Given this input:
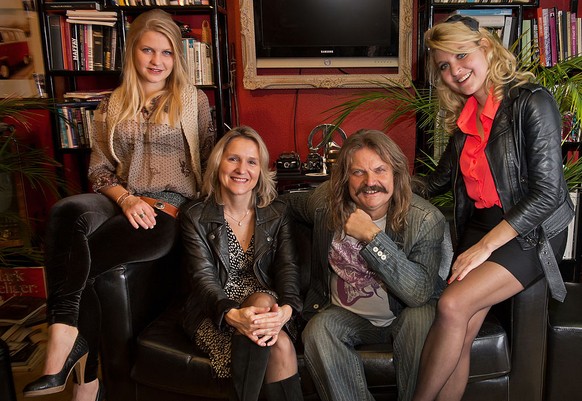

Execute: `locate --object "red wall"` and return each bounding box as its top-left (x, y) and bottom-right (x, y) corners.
top-left (226, 1), bottom-right (418, 170)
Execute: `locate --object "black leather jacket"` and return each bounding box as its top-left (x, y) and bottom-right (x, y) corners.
top-left (180, 198), bottom-right (302, 339)
top-left (425, 83), bottom-right (574, 247)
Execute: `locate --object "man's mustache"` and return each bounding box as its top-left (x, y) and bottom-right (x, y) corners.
top-left (356, 185), bottom-right (387, 195)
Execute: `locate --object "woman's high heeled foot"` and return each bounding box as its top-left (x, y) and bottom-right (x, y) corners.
top-left (23, 334), bottom-right (89, 397)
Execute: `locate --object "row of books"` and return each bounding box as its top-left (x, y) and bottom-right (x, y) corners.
top-left (526, 8), bottom-right (582, 67)
top-left (433, 0), bottom-right (532, 3)
top-left (111, 0), bottom-right (210, 5)
top-left (453, 9), bottom-right (518, 50)
top-left (0, 295), bottom-right (47, 372)
top-left (183, 38), bottom-right (214, 86)
top-left (47, 11), bottom-right (120, 71)
top-left (57, 104), bottom-right (98, 149)
top-left (44, 0), bottom-right (218, 8)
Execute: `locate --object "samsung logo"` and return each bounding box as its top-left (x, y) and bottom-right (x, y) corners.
top-left (320, 50), bottom-right (334, 54)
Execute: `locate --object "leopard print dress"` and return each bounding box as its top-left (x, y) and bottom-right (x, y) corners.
top-left (194, 222), bottom-right (277, 378)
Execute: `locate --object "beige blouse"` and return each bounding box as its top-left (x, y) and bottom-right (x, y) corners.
top-left (88, 86), bottom-right (215, 204)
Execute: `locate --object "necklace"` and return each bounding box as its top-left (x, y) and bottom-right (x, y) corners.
top-left (224, 209), bottom-right (251, 226)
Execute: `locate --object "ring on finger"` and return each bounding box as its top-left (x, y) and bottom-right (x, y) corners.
top-left (132, 213), bottom-right (138, 217)
top-left (138, 213), bottom-right (145, 218)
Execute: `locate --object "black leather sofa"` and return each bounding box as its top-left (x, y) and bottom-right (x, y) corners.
top-left (95, 219), bottom-right (550, 401)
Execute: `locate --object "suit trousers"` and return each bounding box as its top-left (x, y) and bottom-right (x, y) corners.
top-left (302, 302), bottom-right (435, 401)
top-left (44, 193), bottom-right (178, 381)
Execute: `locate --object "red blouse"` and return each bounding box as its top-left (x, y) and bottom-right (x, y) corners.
top-left (456, 92), bottom-right (503, 209)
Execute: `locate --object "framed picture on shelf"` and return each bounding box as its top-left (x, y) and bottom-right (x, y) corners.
top-left (0, 0), bottom-right (46, 98)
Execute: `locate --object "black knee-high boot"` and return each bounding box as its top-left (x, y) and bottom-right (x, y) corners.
top-left (230, 335), bottom-right (270, 401)
top-left (263, 374), bottom-right (304, 401)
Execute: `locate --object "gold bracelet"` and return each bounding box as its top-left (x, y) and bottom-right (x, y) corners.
top-left (116, 191), bottom-right (130, 205)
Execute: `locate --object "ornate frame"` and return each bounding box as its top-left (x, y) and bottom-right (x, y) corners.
top-left (239, 0), bottom-right (413, 90)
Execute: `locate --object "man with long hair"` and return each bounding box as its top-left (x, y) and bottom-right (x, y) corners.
top-left (285, 129), bottom-right (449, 401)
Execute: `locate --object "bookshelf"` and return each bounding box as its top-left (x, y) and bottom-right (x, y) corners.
top-left (35, 0), bottom-right (232, 192)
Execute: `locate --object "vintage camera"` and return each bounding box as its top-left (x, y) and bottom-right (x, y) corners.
top-left (302, 152), bottom-right (323, 174)
top-left (276, 152), bottom-right (301, 174)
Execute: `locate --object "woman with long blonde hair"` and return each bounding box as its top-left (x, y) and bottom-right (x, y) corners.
top-left (412, 15), bottom-right (574, 401)
top-left (23, 9), bottom-right (214, 401)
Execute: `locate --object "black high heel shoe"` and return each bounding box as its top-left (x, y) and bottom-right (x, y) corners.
top-left (22, 334), bottom-right (89, 397)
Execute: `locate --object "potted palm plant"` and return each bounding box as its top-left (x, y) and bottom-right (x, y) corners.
top-left (0, 96), bottom-right (62, 267)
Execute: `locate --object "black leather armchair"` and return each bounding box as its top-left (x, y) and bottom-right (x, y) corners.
top-left (95, 219), bottom-right (549, 401)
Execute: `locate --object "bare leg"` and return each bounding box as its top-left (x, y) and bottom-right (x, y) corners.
top-left (435, 308), bottom-right (490, 401)
top-left (412, 261), bottom-right (524, 401)
top-left (43, 324), bottom-right (78, 375)
top-left (72, 379), bottom-right (99, 401)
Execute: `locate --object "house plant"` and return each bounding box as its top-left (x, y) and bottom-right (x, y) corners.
top-left (0, 97), bottom-right (62, 267)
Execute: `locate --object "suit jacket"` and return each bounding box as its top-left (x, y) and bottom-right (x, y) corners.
top-left (284, 182), bottom-right (449, 321)
top-left (180, 197), bottom-right (303, 339)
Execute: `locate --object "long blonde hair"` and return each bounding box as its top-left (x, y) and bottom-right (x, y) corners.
top-left (114, 9), bottom-right (190, 129)
top-left (329, 129), bottom-right (412, 234)
top-left (202, 126), bottom-right (277, 208)
top-left (424, 16), bottom-right (534, 133)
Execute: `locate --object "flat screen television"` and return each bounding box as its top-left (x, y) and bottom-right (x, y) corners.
top-left (253, 0), bottom-right (399, 69)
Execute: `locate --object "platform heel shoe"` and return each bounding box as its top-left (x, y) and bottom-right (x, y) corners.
top-left (23, 334), bottom-right (89, 397)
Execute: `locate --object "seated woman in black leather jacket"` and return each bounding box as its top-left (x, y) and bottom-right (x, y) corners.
top-left (180, 126), bottom-right (303, 401)
top-left (412, 15), bottom-right (574, 401)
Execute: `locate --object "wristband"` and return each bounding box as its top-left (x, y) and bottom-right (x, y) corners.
top-left (116, 191), bottom-right (131, 206)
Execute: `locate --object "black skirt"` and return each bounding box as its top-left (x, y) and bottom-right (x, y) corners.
top-left (456, 206), bottom-right (568, 288)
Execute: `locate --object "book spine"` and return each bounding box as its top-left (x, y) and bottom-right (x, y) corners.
top-left (85, 24), bottom-right (94, 71)
top-left (570, 12), bottom-right (578, 56)
top-left (110, 26), bottom-right (118, 70)
top-left (536, 8), bottom-right (547, 67)
top-left (45, 2), bottom-right (101, 10)
top-left (47, 14), bottom-right (64, 70)
top-left (543, 8), bottom-right (552, 67)
top-left (103, 26), bottom-right (112, 70)
top-left (92, 25), bottom-right (104, 71)
top-left (193, 40), bottom-right (203, 85)
top-left (70, 23), bottom-right (80, 70)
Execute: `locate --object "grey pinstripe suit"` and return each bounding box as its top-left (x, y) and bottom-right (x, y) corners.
top-left (284, 182), bottom-right (449, 401)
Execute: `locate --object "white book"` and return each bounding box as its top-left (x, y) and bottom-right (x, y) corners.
top-left (66, 10), bottom-right (117, 17)
top-left (472, 15), bottom-right (506, 29)
top-left (563, 191), bottom-right (579, 260)
top-left (201, 42), bottom-right (213, 85)
top-left (193, 40), bottom-right (203, 85)
top-left (66, 19), bottom-right (117, 27)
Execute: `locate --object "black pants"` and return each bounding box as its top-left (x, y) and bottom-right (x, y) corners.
top-left (44, 193), bottom-right (178, 381)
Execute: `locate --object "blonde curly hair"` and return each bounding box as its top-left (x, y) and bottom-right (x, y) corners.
top-left (424, 16), bottom-right (534, 134)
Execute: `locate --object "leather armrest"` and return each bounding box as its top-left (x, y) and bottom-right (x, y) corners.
top-left (94, 250), bottom-right (179, 401)
top-left (494, 278), bottom-right (548, 401)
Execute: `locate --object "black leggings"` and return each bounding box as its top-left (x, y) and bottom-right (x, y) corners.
top-left (44, 193), bottom-right (178, 381)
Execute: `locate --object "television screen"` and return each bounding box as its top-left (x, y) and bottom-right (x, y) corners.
top-left (254, 0), bottom-right (399, 68)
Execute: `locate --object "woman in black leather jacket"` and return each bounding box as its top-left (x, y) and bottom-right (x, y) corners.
top-left (180, 126), bottom-right (303, 401)
top-left (412, 16), bottom-right (574, 401)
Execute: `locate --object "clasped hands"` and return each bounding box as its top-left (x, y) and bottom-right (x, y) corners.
top-left (226, 304), bottom-right (292, 347)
